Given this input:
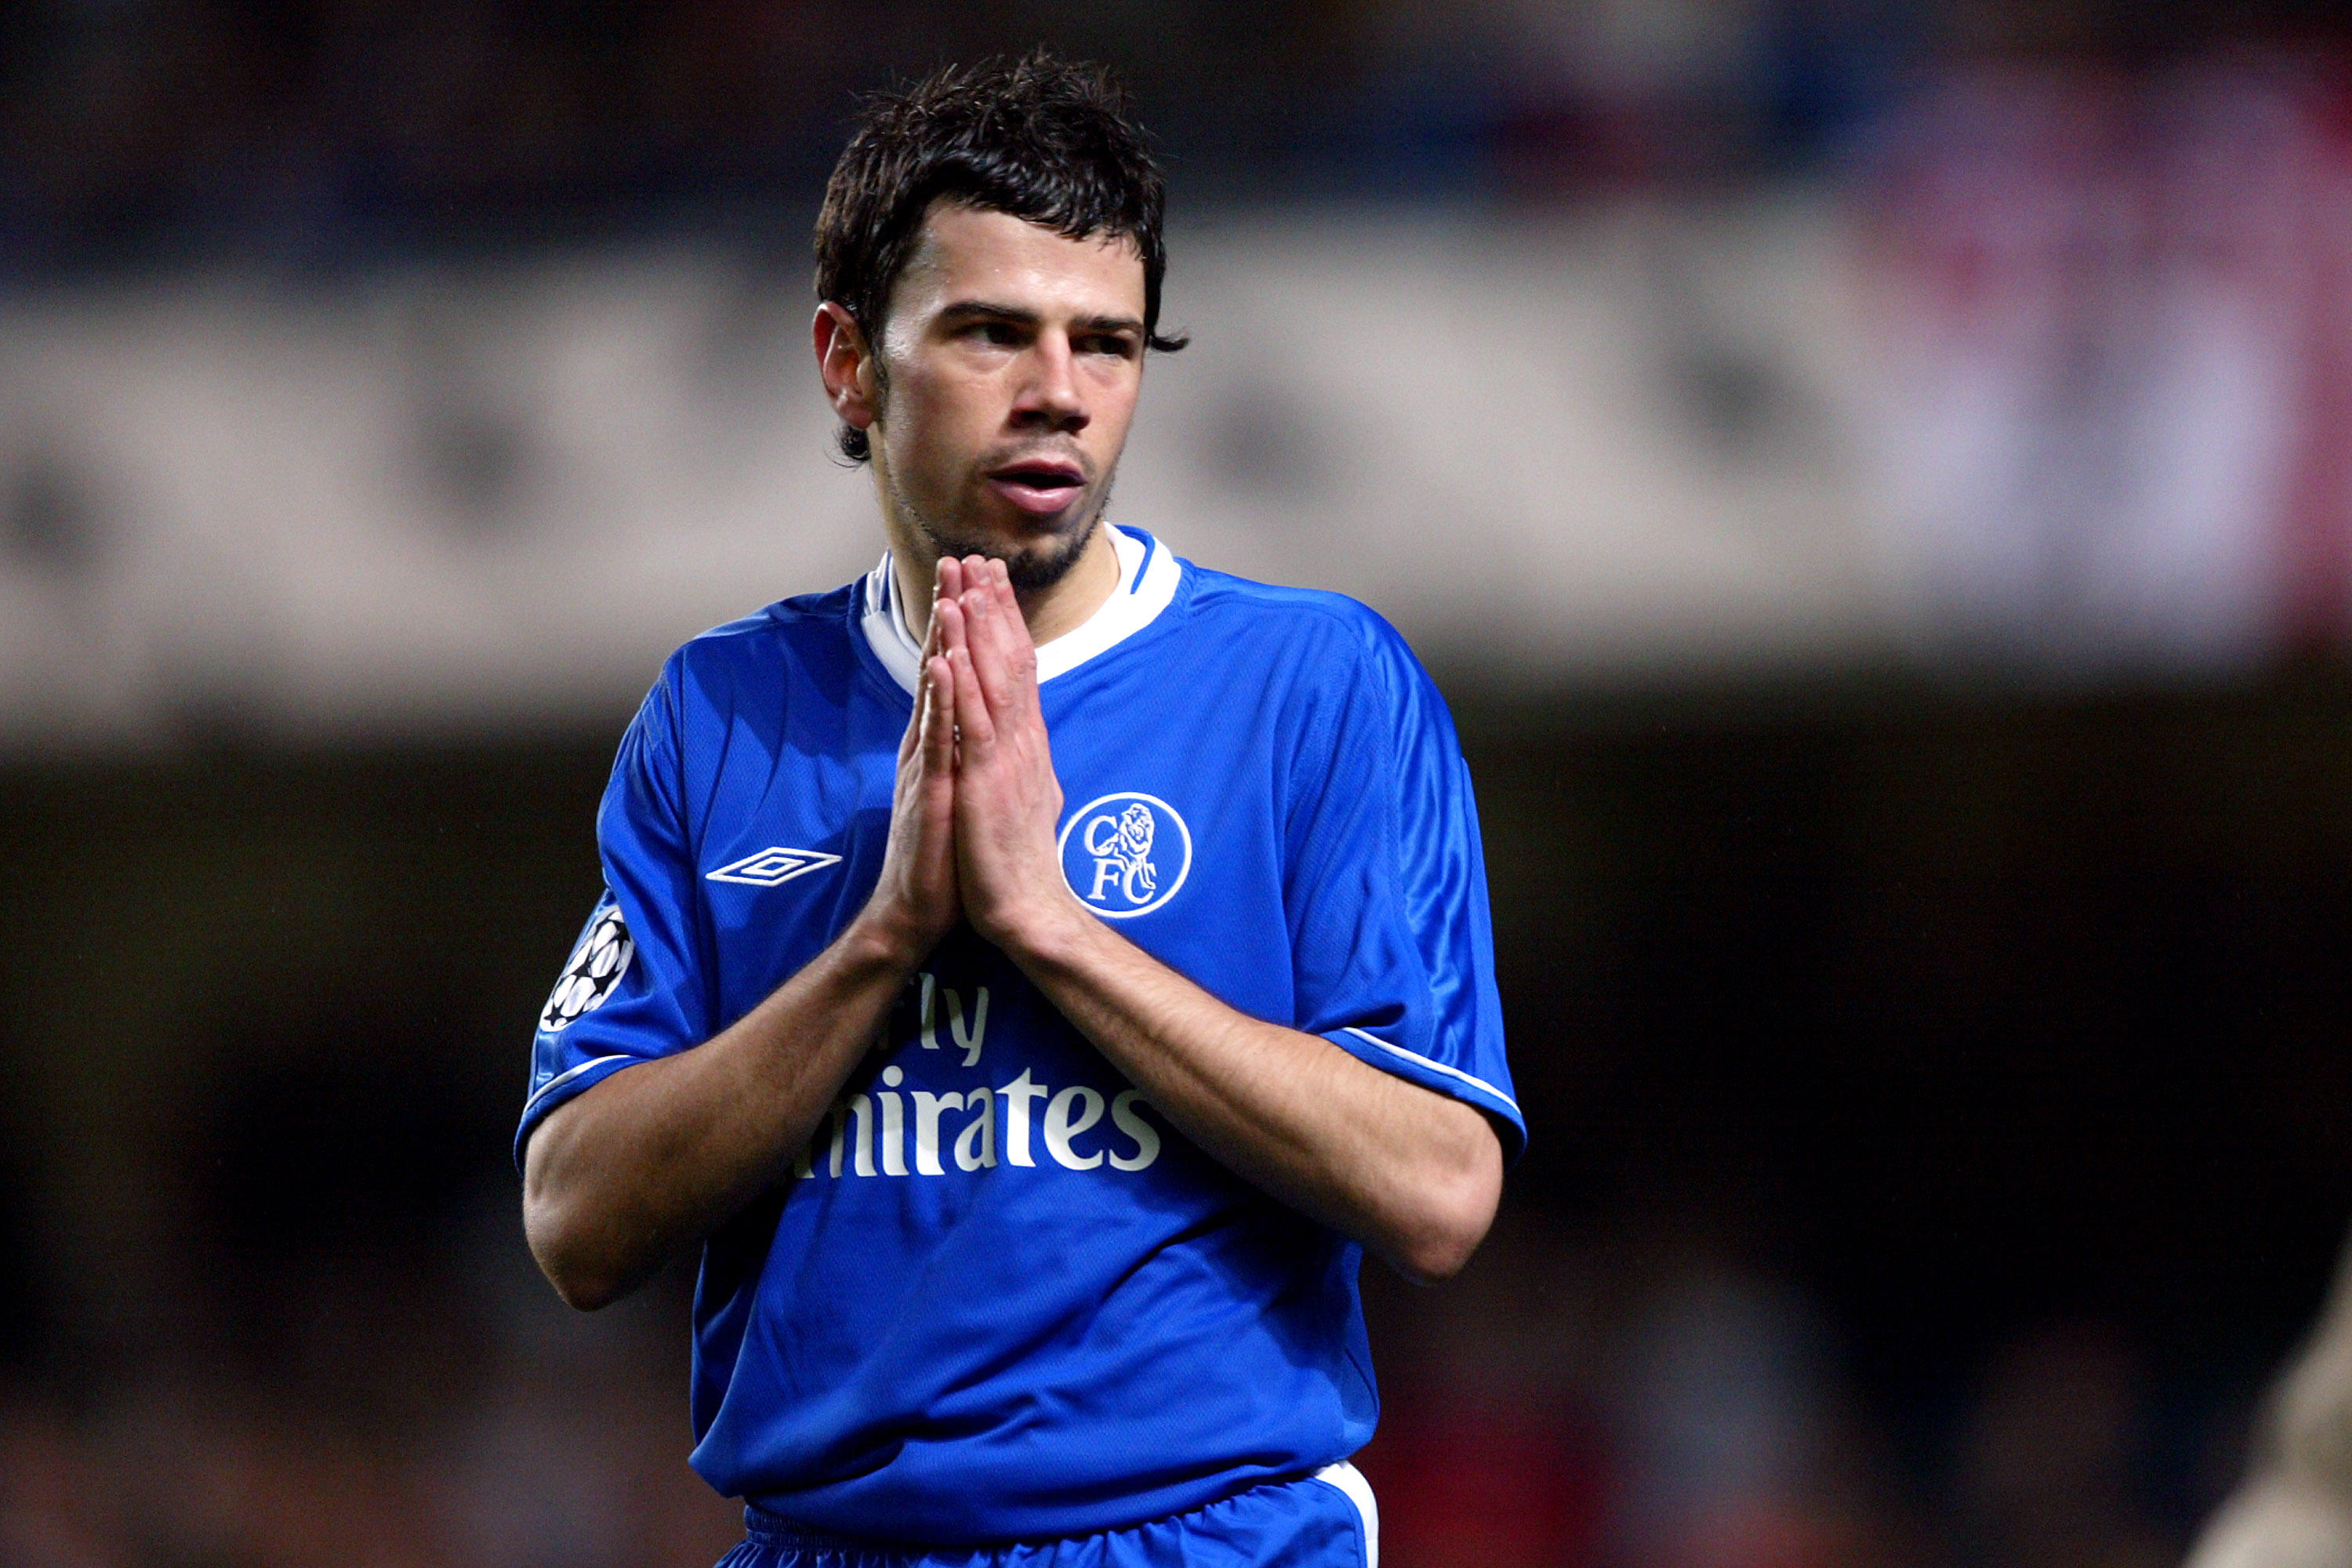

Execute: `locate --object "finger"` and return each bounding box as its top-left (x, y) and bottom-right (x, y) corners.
top-left (986, 557), bottom-right (1041, 716)
top-left (920, 573), bottom-right (946, 659)
top-left (989, 557), bottom-right (1022, 626)
top-left (933, 559), bottom-right (963, 649)
top-left (931, 596), bottom-right (978, 757)
top-left (948, 642), bottom-right (996, 760)
top-left (921, 655), bottom-right (956, 779)
top-left (934, 591), bottom-right (968, 660)
top-left (960, 583), bottom-right (1018, 717)
top-left (985, 558), bottom-right (1029, 655)
top-left (958, 561), bottom-right (1035, 727)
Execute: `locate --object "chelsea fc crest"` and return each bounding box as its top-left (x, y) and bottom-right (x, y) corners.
top-left (1058, 793), bottom-right (1192, 919)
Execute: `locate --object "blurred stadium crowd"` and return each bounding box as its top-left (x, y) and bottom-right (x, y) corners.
top-left (0, 0), bottom-right (1901, 274)
top-left (0, 1209), bottom-right (2229, 1568)
top-left (8, 2), bottom-right (2352, 1566)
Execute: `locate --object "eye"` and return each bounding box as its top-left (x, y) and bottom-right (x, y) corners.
top-left (1082, 333), bottom-right (1140, 359)
top-left (964, 321), bottom-right (1022, 347)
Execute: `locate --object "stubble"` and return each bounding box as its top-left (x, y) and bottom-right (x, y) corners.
top-left (885, 463), bottom-right (1114, 592)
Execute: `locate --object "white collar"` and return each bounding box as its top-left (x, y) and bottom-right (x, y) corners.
top-left (859, 524), bottom-right (1181, 696)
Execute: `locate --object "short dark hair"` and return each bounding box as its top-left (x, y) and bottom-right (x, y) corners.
top-left (814, 50), bottom-right (1185, 463)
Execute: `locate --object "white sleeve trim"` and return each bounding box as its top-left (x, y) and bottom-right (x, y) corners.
top-left (1341, 1027), bottom-right (1520, 1119)
top-left (523, 1054), bottom-right (634, 1120)
top-left (1312, 1461), bottom-right (1380, 1568)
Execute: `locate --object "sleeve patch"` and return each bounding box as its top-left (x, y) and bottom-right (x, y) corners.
top-left (539, 895), bottom-right (634, 1033)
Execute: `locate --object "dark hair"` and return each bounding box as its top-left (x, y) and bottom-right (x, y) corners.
top-left (814, 49), bottom-right (1185, 463)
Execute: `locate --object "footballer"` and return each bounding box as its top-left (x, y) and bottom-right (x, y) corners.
top-left (518, 50), bottom-right (1520, 1568)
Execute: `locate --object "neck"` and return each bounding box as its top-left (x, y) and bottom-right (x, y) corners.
top-left (890, 522), bottom-right (1123, 648)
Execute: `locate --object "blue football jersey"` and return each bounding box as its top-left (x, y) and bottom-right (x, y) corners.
top-left (519, 525), bottom-right (1522, 1544)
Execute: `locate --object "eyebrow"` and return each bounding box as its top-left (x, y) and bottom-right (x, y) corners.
top-left (936, 299), bottom-right (1145, 336)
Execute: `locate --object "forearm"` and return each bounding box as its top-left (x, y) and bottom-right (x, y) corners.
top-left (1011, 911), bottom-right (1503, 1283)
top-left (524, 913), bottom-right (918, 1308)
top-left (937, 557), bottom-right (1501, 1279)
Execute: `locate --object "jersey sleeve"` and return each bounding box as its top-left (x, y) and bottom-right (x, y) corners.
top-left (514, 661), bottom-right (713, 1171)
top-left (1284, 612), bottom-right (1524, 1165)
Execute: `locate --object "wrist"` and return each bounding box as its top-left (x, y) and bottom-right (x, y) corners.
top-left (842, 898), bottom-right (940, 976)
top-left (991, 888), bottom-right (1098, 973)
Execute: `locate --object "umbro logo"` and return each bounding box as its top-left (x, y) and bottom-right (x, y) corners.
top-left (707, 846), bottom-right (843, 887)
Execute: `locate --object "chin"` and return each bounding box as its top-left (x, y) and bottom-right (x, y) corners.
top-left (933, 500), bottom-right (1102, 592)
top-left (1001, 517), bottom-right (1099, 591)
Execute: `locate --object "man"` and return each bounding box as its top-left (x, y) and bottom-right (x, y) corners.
top-left (517, 52), bottom-right (1521, 1568)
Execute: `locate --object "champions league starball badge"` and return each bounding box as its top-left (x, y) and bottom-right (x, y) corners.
top-left (539, 895), bottom-right (633, 1033)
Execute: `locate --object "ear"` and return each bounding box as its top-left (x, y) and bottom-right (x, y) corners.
top-left (813, 303), bottom-right (880, 435)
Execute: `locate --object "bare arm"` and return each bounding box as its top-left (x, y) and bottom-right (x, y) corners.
top-left (936, 560), bottom-right (1504, 1284)
top-left (1018, 918), bottom-right (1504, 1283)
top-left (523, 632), bottom-right (964, 1310)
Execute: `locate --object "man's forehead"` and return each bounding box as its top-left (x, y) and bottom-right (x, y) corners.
top-left (895, 201), bottom-right (1145, 312)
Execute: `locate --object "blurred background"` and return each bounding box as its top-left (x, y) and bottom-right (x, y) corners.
top-left (6, 1), bottom-right (2352, 1563)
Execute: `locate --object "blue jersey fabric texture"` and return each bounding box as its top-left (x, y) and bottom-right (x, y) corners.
top-left (518, 528), bottom-right (1521, 1547)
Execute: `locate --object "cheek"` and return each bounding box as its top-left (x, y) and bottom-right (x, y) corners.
top-left (889, 363), bottom-right (1000, 445)
top-left (1084, 376), bottom-right (1142, 446)
top-left (880, 367), bottom-right (991, 479)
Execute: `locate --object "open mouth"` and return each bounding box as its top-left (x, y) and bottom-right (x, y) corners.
top-left (986, 460), bottom-right (1086, 515)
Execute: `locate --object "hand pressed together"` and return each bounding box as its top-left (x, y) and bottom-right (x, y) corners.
top-left (858, 554), bottom-right (1088, 967)
top-left (858, 578), bottom-right (960, 963)
top-left (932, 555), bottom-right (1091, 956)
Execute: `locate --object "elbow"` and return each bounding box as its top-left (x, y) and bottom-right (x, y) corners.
top-left (525, 1196), bottom-right (634, 1312)
top-left (554, 1275), bottom-right (629, 1313)
top-left (539, 1253), bottom-right (630, 1313)
top-left (1389, 1203), bottom-right (1494, 1287)
top-left (1387, 1132), bottom-right (1504, 1287)
top-left (522, 1138), bottom-right (638, 1312)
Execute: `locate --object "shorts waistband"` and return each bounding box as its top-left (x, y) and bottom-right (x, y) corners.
top-left (745, 1507), bottom-right (897, 1552)
top-left (742, 1461), bottom-right (1374, 1565)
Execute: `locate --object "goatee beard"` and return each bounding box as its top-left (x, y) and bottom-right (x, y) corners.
top-left (898, 479), bottom-right (1112, 593)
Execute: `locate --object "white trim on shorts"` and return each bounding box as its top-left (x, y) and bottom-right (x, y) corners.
top-left (1311, 1461), bottom-right (1379, 1568)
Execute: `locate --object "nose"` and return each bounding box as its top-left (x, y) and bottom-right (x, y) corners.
top-left (1009, 332), bottom-right (1090, 437)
